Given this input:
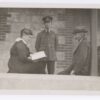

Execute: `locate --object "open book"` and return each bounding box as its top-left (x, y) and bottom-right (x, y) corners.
top-left (30, 51), bottom-right (46, 60)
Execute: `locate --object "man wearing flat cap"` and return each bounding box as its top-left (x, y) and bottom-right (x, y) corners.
top-left (59, 26), bottom-right (91, 75)
top-left (35, 16), bottom-right (58, 74)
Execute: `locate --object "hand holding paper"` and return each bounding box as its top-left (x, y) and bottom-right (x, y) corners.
top-left (29, 51), bottom-right (46, 60)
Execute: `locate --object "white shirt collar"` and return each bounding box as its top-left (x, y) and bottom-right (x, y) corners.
top-left (15, 37), bottom-right (27, 45)
top-left (45, 28), bottom-right (51, 33)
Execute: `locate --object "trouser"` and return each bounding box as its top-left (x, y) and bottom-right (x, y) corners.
top-left (58, 65), bottom-right (73, 75)
top-left (40, 61), bottom-right (55, 74)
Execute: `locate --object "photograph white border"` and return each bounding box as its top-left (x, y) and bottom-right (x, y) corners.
top-left (0, 0), bottom-right (100, 95)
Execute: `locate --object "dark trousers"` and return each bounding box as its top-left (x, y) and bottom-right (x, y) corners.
top-left (40, 61), bottom-right (55, 74)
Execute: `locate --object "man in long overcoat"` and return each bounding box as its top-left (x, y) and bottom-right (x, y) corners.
top-left (35, 16), bottom-right (58, 74)
top-left (59, 26), bottom-right (91, 75)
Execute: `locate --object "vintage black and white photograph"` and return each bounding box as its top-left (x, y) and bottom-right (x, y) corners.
top-left (0, 8), bottom-right (92, 74)
top-left (0, 7), bottom-right (99, 90)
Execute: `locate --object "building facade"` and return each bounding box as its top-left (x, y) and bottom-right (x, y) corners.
top-left (0, 8), bottom-right (97, 75)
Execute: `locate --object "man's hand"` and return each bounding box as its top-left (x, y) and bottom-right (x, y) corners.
top-left (28, 56), bottom-right (32, 60)
top-left (70, 70), bottom-right (75, 75)
top-left (28, 56), bottom-right (40, 62)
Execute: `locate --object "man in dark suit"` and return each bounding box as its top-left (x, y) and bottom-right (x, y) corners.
top-left (8, 28), bottom-right (44, 74)
top-left (35, 16), bottom-right (58, 74)
top-left (59, 26), bottom-right (91, 75)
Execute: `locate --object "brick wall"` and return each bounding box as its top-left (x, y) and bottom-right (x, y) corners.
top-left (0, 8), bottom-right (11, 72)
top-left (0, 8), bottom-right (91, 73)
top-left (0, 9), bottom-right (10, 41)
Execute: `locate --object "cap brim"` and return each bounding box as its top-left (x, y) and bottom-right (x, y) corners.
top-left (72, 30), bottom-right (88, 34)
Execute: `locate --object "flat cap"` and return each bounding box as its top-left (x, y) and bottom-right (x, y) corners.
top-left (42, 16), bottom-right (53, 23)
top-left (73, 26), bottom-right (88, 34)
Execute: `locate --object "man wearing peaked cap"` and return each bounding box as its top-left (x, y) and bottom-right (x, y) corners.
top-left (42, 16), bottom-right (53, 23)
top-left (35, 16), bottom-right (58, 74)
top-left (59, 26), bottom-right (91, 75)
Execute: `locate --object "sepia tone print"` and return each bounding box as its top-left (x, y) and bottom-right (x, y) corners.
top-left (0, 8), bottom-right (97, 76)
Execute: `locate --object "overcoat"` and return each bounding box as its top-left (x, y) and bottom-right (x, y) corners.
top-left (8, 40), bottom-right (45, 73)
top-left (59, 38), bottom-right (91, 75)
top-left (35, 30), bottom-right (58, 61)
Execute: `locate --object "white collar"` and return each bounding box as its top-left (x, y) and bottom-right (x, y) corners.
top-left (45, 29), bottom-right (51, 33)
top-left (78, 38), bottom-right (83, 45)
top-left (15, 37), bottom-right (27, 45)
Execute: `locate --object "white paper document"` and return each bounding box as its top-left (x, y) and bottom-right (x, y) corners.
top-left (30, 51), bottom-right (46, 60)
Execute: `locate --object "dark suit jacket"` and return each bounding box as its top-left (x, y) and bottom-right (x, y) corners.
top-left (72, 38), bottom-right (91, 75)
top-left (35, 30), bottom-right (58, 61)
top-left (59, 38), bottom-right (91, 75)
top-left (8, 40), bottom-right (45, 73)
